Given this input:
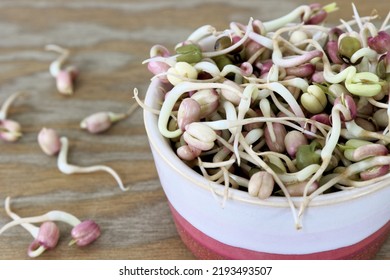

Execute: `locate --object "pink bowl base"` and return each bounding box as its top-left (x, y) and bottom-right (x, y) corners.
top-left (169, 203), bottom-right (390, 260)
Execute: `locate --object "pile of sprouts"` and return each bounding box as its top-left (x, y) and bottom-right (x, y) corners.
top-left (141, 3), bottom-right (390, 228)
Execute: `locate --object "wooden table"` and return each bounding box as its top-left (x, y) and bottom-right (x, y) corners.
top-left (0, 0), bottom-right (388, 260)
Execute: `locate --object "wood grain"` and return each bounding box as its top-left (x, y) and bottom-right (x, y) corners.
top-left (0, 0), bottom-right (388, 260)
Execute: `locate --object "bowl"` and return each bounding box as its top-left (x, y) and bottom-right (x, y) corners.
top-left (143, 79), bottom-right (390, 260)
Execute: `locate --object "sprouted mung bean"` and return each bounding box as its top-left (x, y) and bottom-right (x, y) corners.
top-left (37, 127), bottom-right (128, 191)
top-left (38, 127), bottom-right (62, 156)
top-left (57, 137), bottom-right (128, 191)
top-left (80, 102), bottom-right (139, 134)
top-left (139, 3), bottom-right (390, 228)
top-left (45, 44), bottom-right (78, 95)
top-left (0, 92), bottom-right (25, 142)
top-left (0, 197), bottom-right (100, 257)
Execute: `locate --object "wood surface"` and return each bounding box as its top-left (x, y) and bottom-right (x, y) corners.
top-left (0, 0), bottom-right (388, 260)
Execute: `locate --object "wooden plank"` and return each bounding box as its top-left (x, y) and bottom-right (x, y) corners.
top-left (0, 0), bottom-right (388, 260)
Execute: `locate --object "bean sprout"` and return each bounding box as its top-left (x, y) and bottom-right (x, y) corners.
top-left (139, 3), bottom-right (390, 229)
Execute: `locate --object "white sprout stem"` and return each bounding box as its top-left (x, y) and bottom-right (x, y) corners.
top-left (199, 156), bottom-right (234, 182)
top-left (125, 101), bottom-right (139, 117)
top-left (229, 173), bottom-right (249, 188)
top-left (186, 25), bottom-right (216, 42)
top-left (163, 68), bottom-right (223, 84)
top-left (221, 167), bottom-right (230, 208)
top-left (283, 78), bottom-right (309, 91)
top-left (298, 106), bottom-right (343, 220)
top-left (260, 98), bottom-right (276, 142)
top-left (255, 151), bottom-right (297, 173)
top-left (279, 36), bottom-right (308, 55)
top-left (231, 127), bottom-right (263, 158)
top-left (336, 16), bottom-right (378, 31)
top-left (196, 31), bottom-right (229, 51)
top-left (204, 116), bottom-right (326, 139)
top-left (45, 44), bottom-right (69, 55)
top-left (197, 160), bottom-right (209, 179)
top-left (0, 92), bottom-right (23, 120)
top-left (340, 172), bottom-right (390, 188)
top-left (308, 38), bottom-right (358, 84)
top-left (215, 135), bottom-right (261, 167)
top-left (199, 158), bottom-right (236, 168)
top-left (267, 77), bottom-right (309, 92)
top-left (350, 47), bottom-right (378, 64)
top-left (99, 112), bottom-right (128, 126)
top-left (202, 164), bottom-right (233, 206)
top-left (351, 3), bottom-right (363, 31)
top-left (260, 82), bottom-right (306, 120)
top-left (365, 22), bottom-right (379, 36)
top-left (223, 100), bottom-right (238, 135)
top-left (4, 197), bottom-right (39, 238)
top-left (234, 84), bottom-right (258, 165)
top-left (239, 136), bottom-right (301, 229)
top-left (202, 129), bottom-right (261, 181)
top-left (244, 128), bottom-right (264, 146)
top-left (0, 210), bottom-right (81, 235)
top-left (325, 63), bottom-right (356, 84)
top-left (247, 32), bottom-right (274, 49)
top-left (202, 18), bottom-right (254, 58)
top-left (268, 91), bottom-right (295, 118)
top-left (283, 25), bottom-right (330, 46)
top-left (45, 44), bottom-right (70, 77)
top-left (247, 47), bottom-right (267, 65)
top-left (133, 88), bottom-right (161, 115)
top-left (244, 77), bottom-right (266, 86)
top-left (272, 45), bottom-right (321, 68)
top-left (230, 21), bottom-right (249, 36)
top-left (380, 11), bottom-right (390, 31)
top-left (270, 25), bottom-right (325, 68)
top-left (197, 159), bottom-right (219, 181)
top-left (360, 22), bottom-right (378, 46)
top-left (266, 64), bottom-right (279, 83)
top-left (57, 137), bottom-right (128, 191)
top-left (344, 121), bottom-right (390, 143)
top-left (220, 64), bottom-right (248, 78)
top-left (262, 5), bottom-right (312, 32)
top-left (194, 61), bottom-right (221, 77)
top-left (321, 108), bottom-right (343, 160)
top-left (142, 55), bottom-right (178, 67)
top-left (232, 128), bottom-right (263, 153)
top-left (28, 246), bottom-right (46, 258)
top-left (309, 155), bottom-right (390, 200)
top-left (277, 164), bottom-right (321, 184)
top-left (367, 97), bottom-right (388, 109)
top-left (340, 19), bottom-right (354, 33)
top-left (212, 146), bottom-right (231, 163)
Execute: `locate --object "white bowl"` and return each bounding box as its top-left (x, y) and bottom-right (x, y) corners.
top-left (144, 79), bottom-right (390, 259)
